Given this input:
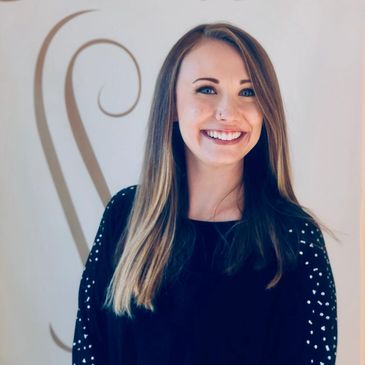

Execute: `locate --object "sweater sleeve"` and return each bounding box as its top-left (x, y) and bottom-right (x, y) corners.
top-left (293, 221), bottom-right (338, 364)
top-left (71, 186), bottom-right (136, 365)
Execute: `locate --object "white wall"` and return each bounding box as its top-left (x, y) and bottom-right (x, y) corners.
top-left (0, 0), bottom-right (364, 364)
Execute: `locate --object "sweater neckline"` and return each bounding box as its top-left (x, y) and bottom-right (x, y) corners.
top-left (188, 218), bottom-right (240, 224)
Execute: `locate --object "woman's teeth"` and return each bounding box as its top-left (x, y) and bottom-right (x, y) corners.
top-left (205, 130), bottom-right (242, 141)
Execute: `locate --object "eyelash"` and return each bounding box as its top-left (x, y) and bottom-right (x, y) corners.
top-left (196, 85), bottom-right (255, 97)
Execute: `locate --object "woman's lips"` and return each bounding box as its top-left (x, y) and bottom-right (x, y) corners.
top-left (201, 130), bottom-right (247, 145)
top-left (205, 130), bottom-right (242, 140)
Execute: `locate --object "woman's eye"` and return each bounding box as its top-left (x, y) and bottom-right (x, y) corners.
top-left (196, 86), bottom-right (216, 94)
top-left (195, 86), bottom-right (255, 97)
top-left (240, 88), bottom-right (255, 97)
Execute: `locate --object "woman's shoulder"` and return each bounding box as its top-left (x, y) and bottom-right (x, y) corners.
top-left (102, 184), bottom-right (138, 225)
top-left (285, 217), bottom-right (325, 252)
top-left (107, 184), bottom-right (138, 210)
top-left (283, 216), bottom-right (335, 279)
top-left (92, 184), bottom-right (138, 259)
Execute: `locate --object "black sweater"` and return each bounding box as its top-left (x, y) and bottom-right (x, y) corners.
top-left (72, 185), bottom-right (338, 365)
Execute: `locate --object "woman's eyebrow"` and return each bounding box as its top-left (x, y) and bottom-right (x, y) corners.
top-left (192, 77), bottom-right (252, 84)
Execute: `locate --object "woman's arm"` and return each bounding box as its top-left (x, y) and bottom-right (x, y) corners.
top-left (71, 186), bottom-right (136, 365)
top-left (297, 222), bottom-right (338, 364)
top-left (268, 220), bottom-right (338, 365)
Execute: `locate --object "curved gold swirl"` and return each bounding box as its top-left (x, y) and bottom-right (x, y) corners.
top-left (96, 42), bottom-right (141, 117)
top-left (49, 324), bottom-right (72, 352)
top-left (65, 39), bottom-right (141, 205)
top-left (34, 10), bottom-right (96, 354)
top-left (34, 9), bottom-right (141, 354)
top-left (34, 9), bottom-right (95, 265)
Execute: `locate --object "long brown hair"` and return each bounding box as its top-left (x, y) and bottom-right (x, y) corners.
top-left (105, 22), bottom-right (330, 318)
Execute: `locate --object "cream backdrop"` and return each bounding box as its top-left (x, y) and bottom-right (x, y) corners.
top-left (0, 0), bottom-right (364, 364)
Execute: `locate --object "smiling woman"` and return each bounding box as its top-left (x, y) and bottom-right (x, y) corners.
top-left (72, 22), bottom-right (338, 365)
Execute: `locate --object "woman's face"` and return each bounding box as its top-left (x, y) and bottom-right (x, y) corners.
top-left (175, 39), bottom-right (264, 169)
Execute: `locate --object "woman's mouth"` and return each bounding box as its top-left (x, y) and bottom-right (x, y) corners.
top-left (201, 130), bottom-right (247, 145)
top-left (205, 130), bottom-right (243, 141)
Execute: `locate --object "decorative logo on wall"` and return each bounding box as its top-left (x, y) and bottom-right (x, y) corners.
top-left (34, 9), bottom-right (141, 352)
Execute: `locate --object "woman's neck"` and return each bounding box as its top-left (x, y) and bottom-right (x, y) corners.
top-left (186, 158), bottom-right (244, 222)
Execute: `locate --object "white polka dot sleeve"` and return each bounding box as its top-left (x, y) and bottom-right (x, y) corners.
top-left (71, 187), bottom-right (135, 365)
top-left (295, 222), bottom-right (338, 364)
top-left (72, 226), bottom-right (107, 364)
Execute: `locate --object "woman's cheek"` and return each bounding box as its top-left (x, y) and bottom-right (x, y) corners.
top-left (186, 104), bottom-right (206, 121)
top-left (193, 101), bottom-right (212, 118)
top-left (243, 104), bottom-right (263, 124)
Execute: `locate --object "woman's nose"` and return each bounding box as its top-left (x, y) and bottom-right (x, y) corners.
top-left (215, 96), bottom-right (239, 121)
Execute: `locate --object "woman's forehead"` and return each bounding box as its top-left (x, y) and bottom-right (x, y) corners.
top-left (178, 39), bottom-right (249, 81)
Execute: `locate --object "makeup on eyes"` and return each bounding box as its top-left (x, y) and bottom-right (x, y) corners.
top-left (195, 85), bottom-right (255, 97)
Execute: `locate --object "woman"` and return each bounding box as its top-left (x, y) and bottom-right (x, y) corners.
top-left (72, 22), bottom-right (338, 364)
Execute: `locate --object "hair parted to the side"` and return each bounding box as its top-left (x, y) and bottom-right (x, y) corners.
top-left (104, 22), bottom-right (332, 319)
